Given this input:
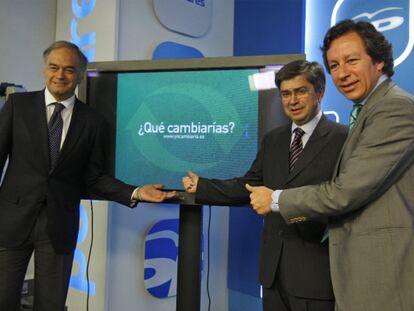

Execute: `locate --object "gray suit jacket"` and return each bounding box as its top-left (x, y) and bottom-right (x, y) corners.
top-left (280, 79), bottom-right (414, 311)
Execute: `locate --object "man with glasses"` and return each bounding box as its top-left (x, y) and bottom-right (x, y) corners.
top-left (183, 60), bottom-right (348, 311)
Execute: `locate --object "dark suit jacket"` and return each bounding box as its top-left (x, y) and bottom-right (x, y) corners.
top-left (0, 91), bottom-right (136, 254)
top-left (196, 115), bottom-right (348, 299)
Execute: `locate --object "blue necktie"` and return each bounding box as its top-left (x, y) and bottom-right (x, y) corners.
top-left (48, 103), bottom-right (65, 169)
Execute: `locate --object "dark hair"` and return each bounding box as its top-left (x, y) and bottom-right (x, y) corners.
top-left (43, 40), bottom-right (88, 75)
top-left (321, 19), bottom-right (394, 77)
top-left (275, 60), bottom-right (326, 94)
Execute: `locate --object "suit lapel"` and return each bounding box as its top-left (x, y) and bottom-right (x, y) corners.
top-left (350, 79), bottom-right (394, 135)
top-left (54, 99), bottom-right (86, 168)
top-left (25, 91), bottom-right (50, 172)
top-left (333, 79), bottom-right (395, 175)
top-left (273, 125), bottom-right (292, 184)
top-left (286, 115), bottom-right (331, 183)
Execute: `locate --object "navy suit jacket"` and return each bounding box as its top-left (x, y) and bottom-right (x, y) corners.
top-left (196, 115), bottom-right (348, 299)
top-left (0, 91), bottom-right (136, 254)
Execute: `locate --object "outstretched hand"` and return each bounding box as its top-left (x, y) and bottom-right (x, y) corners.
top-left (245, 184), bottom-right (273, 215)
top-left (136, 184), bottom-right (176, 202)
top-left (182, 170), bottom-right (199, 193)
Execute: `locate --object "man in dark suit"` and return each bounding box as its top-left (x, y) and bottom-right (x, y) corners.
top-left (0, 41), bottom-right (176, 311)
top-left (182, 60), bottom-right (348, 311)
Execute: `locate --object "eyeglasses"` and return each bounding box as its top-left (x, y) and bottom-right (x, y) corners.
top-left (279, 87), bottom-right (311, 101)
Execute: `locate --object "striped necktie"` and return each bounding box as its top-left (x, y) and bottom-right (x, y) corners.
top-left (349, 104), bottom-right (363, 129)
top-left (289, 127), bottom-right (305, 171)
top-left (48, 103), bottom-right (65, 169)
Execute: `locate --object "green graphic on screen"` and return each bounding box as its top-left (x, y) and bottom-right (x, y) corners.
top-left (116, 69), bottom-right (258, 189)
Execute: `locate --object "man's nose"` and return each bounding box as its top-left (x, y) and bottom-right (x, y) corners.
top-left (56, 68), bottom-right (65, 78)
top-left (289, 92), bottom-right (300, 103)
top-left (337, 64), bottom-right (349, 80)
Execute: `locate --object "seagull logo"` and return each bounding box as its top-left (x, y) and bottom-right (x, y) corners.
top-left (353, 7), bottom-right (404, 31)
top-left (331, 0), bottom-right (414, 67)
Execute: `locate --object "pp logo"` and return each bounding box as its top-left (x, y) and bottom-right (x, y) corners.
top-left (144, 219), bottom-right (179, 298)
top-left (332, 0), bottom-right (413, 67)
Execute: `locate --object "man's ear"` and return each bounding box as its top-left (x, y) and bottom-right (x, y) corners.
top-left (375, 61), bottom-right (385, 73)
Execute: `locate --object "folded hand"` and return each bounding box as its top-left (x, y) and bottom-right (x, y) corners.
top-left (245, 184), bottom-right (273, 215)
top-left (182, 170), bottom-right (199, 193)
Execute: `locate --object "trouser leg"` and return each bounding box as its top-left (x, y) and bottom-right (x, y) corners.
top-left (0, 246), bottom-right (33, 311)
top-left (33, 240), bottom-right (74, 311)
top-left (32, 207), bottom-right (74, 311)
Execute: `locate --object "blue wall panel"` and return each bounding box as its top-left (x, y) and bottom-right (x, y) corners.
top-left (234, 0), bottom-right (305, 56)
top-left (230, 1), bottom-right (305, 310)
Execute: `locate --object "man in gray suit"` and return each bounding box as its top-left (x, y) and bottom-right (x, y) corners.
top-left (247, 20), bottom-right (414, 311)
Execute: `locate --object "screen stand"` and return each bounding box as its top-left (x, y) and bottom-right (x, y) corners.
top-left (176, 204), bottom-right (202, 311)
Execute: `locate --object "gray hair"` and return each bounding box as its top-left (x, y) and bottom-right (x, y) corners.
top-left (43, 40), bottom-right (88, 75)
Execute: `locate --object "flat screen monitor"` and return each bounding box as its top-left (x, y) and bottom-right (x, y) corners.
top-left (80, 54), bottom-right (304, 191)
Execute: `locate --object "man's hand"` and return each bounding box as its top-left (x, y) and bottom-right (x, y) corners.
top-left (182, 171), bottom-right (199, 193)
top-left (136, 184), bottom-right (176, 202)
top-left (245, 184), bottom-right (273, 215)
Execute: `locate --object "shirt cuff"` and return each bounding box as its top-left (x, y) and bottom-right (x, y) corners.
top-left (130, 187), bottom-right (141, 206)
top-left (271, 190), bottom-right (283, 212)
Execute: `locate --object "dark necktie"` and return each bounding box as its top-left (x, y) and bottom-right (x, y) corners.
top-left (48, 103), bottom-right (65, 169)
top-left (289, 127), bottom-right (305, 171)
top-left (349, 104), bottom-right (363, 129)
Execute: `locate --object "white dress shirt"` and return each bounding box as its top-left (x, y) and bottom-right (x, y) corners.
top-left (44, 88), bottom-right (75, 150)
top-left (271, 111), bottom-right (322, 212)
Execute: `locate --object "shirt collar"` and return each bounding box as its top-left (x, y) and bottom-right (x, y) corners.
top-left (291, 110), bottom-right (322, 134)
top-left (358, 74), bottom-right (387, 106)
top-left (44, 88), bottom-right (75, 109)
